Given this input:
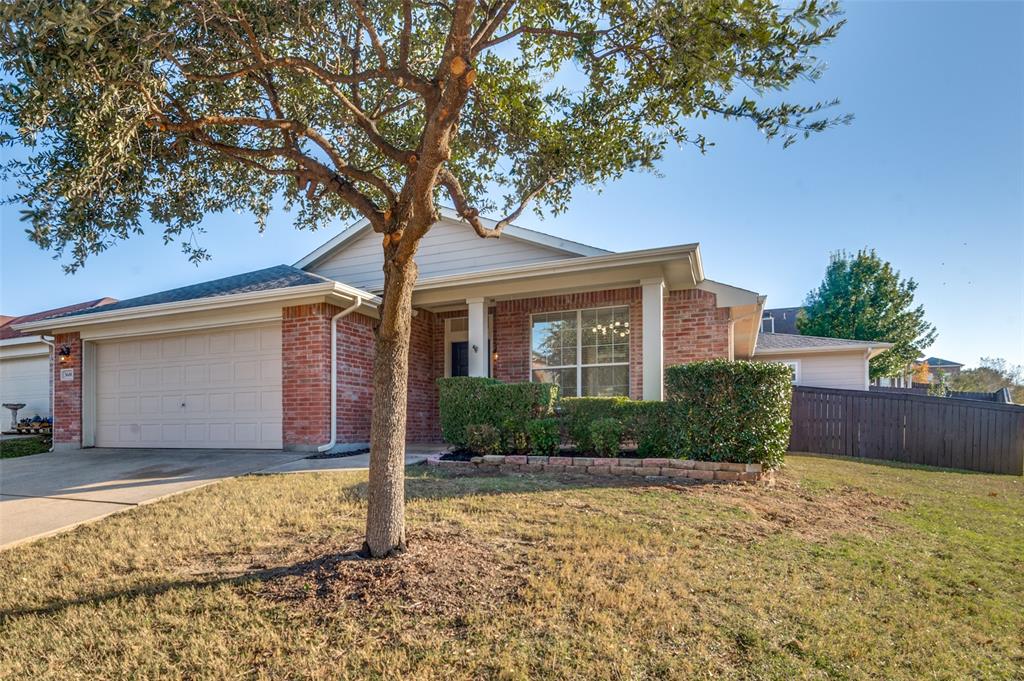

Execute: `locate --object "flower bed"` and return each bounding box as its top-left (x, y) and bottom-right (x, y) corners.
top-left (426, 453), bottom-right (770, 483)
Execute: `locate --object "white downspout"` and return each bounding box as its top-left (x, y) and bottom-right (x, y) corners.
top-left (317, 296), bottom-right (364, 453)
top-left (41, 335), bottom-right (55, 453)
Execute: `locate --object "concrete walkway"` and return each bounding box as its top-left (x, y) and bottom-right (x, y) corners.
top-left (0, 445), bottom-right (445, 549)
top-left (256, 443), bottom-right (443, 474)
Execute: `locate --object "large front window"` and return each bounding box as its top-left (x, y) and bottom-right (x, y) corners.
top-left (531, 306), bottom-right (630, 397)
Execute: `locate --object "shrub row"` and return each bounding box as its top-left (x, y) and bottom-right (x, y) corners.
top-left (437, 360), bottom-right (792, 468)
top-left (437, 377), bottom-right (558, 451)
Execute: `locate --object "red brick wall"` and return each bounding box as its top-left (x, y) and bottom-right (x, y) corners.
top-left (52, 332), bottom-right (81, 448)
top-left (330, 309), bottom-right (440, 443)
top-left (406, 310), bottom-right (439, 441)
top-left (334, 312), bottom-right (376, 443)
top-left (493, 289), bottom-right (644, 399)
top-left (282, 303), bottom-right (339, 449)
top-left (663, 289), bottom-right (732, 364)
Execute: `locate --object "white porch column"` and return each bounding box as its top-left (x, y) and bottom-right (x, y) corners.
top-left (466, 297), bottom-right (488, 377)
top-left (641, 278), bottom-right (665, 400)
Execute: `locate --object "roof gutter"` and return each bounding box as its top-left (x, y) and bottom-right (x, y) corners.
top-left (754, 343), bottom-right (895, 357)
top-left (12, 282), bottom-right (379, 334)
top-left (317, 295), bottom-right (365, 453)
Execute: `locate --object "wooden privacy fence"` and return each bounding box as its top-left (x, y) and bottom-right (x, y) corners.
top-left (789, 386), bottom-right (1024, 475)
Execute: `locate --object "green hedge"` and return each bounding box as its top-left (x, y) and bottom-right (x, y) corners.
top-left (559, 361), bottom-right (791, 467)
top-left (440, 361), bottom-right (791, 467)
top-left (437, 377), bottom-right (500, 449)
top-left (437, 377), bottom-right (558, 451)
top-left (665, 359), bottom-right (792, 468)
top-left (560, 397), bottom-right (630, 452)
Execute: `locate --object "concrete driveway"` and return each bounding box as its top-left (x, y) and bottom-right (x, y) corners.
top-left (0, 448), bottom-right (303, 549)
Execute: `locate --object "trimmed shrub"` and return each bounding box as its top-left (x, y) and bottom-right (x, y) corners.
top-left (589, 417), bottom-right (623, 457)
top-left (488, 382), bottom-right (558, 452)
top-left (560, 397), bottom-right (630, 452)
top-left (438, 377), bottom-right (558, 452)
top-left (437, 377), bottom-right (501, 449)
top-left (501, 418), bottom-right (529, 454)
top-left (526, 418), bottom-right (561, 456)
top-left (466, 424), bottom-right (501, 455)
top-left (665, 359), bottom-right (792, 468)
top-left (626, 400), bottom-right (675, 458)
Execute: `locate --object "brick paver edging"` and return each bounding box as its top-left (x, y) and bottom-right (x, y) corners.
top-left (425, 454), bottom-right (770, 482)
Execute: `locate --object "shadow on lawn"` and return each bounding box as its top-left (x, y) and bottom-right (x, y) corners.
top-left (0, 524), bottom-right (525, 622)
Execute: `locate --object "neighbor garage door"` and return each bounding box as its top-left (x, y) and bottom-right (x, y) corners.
top-left (95, 324), bottom-right (282, 449)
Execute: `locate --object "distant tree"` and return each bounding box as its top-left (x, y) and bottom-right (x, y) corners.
top-left (927, 372), bottom-right (948, 397)
top-left (951, 358), bottom-right (1024, 403)
top-left (798, 249), bottom-right (937, 380)
top-left (912, 361), bottom-right (931, 384)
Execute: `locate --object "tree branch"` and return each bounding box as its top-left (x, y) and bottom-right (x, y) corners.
top-left (438, 167), bottom-right (556, 237)
top-left (349, 0), bottom-right (390, 68)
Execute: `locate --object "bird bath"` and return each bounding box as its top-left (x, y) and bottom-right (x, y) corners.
top-left (3, 403), bottom-right (27, 431)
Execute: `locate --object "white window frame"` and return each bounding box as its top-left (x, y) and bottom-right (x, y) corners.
top-left (778, 359), bottom-right (801, 385)
top-left (529, 305), bottom-right (631, 397)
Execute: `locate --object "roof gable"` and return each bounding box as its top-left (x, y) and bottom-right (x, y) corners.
top-left (298, 210), bottom-right (609, 291)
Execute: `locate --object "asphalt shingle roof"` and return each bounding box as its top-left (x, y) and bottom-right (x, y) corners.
top-left (756, 332), bottom-right (889, 352)
top-left (0, 298), bottom-right (117, 339)
top-left (53, 265), bottom-right (332, 320)
top-left (922, 357), bottom-right (963, 368)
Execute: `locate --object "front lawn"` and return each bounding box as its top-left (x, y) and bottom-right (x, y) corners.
top-left (0, 436), bottom-right (50, 459)
top-left (1, 455), bottom-right (1021, 679)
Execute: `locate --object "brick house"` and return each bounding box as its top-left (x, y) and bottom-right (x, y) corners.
top-left (15, 210), bottom-right (768, 452)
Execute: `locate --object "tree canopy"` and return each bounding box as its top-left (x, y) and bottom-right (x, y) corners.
top-left (951, 358), bottom-right (1024, 404)
top-left (797, 249), bottom-right (936, 379)
top-left (1, 0), bottom-right (849, 270)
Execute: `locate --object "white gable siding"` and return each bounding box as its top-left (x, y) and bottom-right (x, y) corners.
top-left (755, 350), bottom-right (869, 391)
top-left (307, 218), bottom-right (580, 290)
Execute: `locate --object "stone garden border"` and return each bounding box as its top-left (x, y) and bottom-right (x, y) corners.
top-left (425, 454), bottom-right (771, 483)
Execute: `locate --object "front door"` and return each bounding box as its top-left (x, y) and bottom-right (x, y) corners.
top-left (450, 341), bottom-right (469, 377)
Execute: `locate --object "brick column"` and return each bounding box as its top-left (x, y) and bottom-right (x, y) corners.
top-left (663, 289), bottom-right (732, 365)
top-left (282, 303), bottom-right (339, 451)
top-left (52, 332), bottom-right (82, 450)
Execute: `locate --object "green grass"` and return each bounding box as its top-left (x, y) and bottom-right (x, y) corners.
top-left (1, 455), bottom-right (1021, 679)
top-left (0, 436), bottom-right (50, 458)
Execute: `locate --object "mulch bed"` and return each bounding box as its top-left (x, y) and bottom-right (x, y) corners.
top-left (305, 447), bottom-right (370, 460)
top-left (259, 527), bottom-right (527, 617)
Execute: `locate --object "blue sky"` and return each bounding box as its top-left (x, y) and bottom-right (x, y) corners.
top-left (1, 1), bottom-right (1022, 367)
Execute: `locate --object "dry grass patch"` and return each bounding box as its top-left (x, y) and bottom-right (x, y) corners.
top-left (0, 455), bottom-right (1021, 680)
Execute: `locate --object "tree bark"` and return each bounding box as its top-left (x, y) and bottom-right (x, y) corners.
top-left (364, 250), bottom-right (419, 557)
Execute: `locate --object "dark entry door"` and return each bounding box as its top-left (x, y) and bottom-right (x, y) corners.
top-left (451, 341), bottom-right (469, 376)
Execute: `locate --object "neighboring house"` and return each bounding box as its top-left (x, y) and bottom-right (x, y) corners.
top-left (16, 210), bottom-right (788, 451)
top-left (0, 298), bottom-right (116, 420)
top-left (752, 333), bottom-right (892, 391)
top-left (761, 306), bottom-right (803, 334)
top-left (918, 357), bottom-right (964, 383)
top-left (760, 306), bottom-right (902, 390)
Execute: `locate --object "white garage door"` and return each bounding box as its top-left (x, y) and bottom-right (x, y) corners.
top-left (95, 324), bottom-right (282, 449)
top-left (0, 354), bottom-right (51, 418)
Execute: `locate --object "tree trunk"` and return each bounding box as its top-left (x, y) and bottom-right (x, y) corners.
top-left (364, 253), bottom-right (419, 557)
